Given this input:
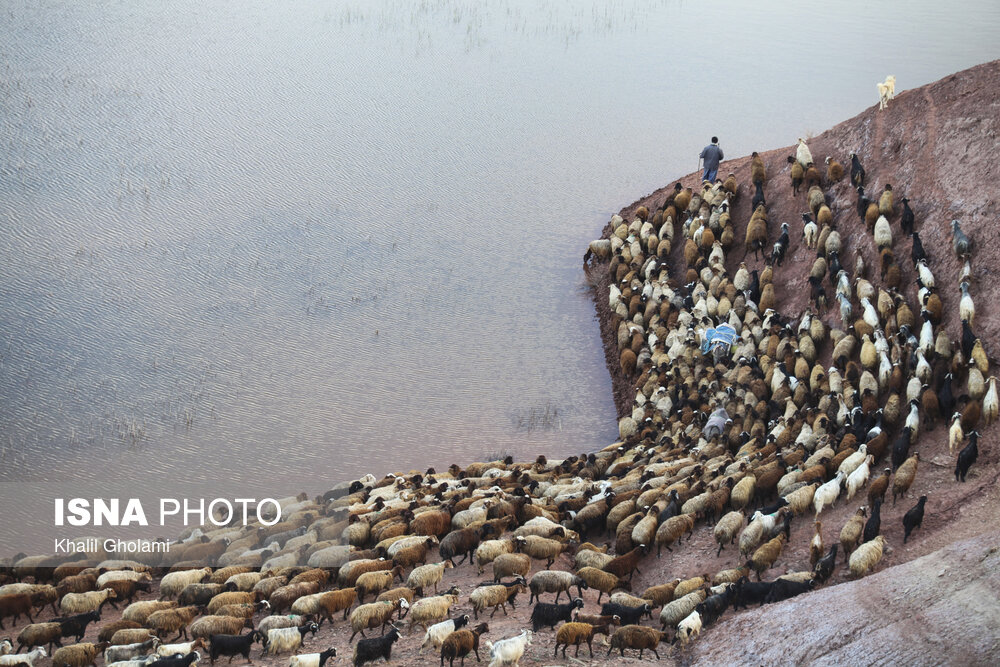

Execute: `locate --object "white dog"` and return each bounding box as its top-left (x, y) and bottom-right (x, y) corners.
top-left (877, 75), bottom-right (896, 110)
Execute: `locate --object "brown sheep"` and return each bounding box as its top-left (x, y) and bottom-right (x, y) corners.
top-left (602, 544), bottom-right (648, 582)
top-left (748, 533), bottom-right (786, 580)
top-left (96, 619), bottom-right (142, 643)
top-left (654, 513), bottom-right (696, 556)
top-left (607, 625), bottom-right (666, 660)
top-left (410, 510), bottom-right (452, 538)
top-left (840, 507), bottom-right (867, 564)
top-left (0, 593), bottom-right (34, 628)
top-left (440, 622), bottom-right (489, 667)
top-left (574, 567), bottom-right (629, 603)
top-left (892, 453), bottom-right (919, 505)
top-left (147, 605), bottom-right (200, 641)
top-left (51, 642), bottom-right (108, 667)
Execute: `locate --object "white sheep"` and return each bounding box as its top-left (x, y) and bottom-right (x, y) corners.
top-left (873, 215), bottom-right (892, 249)
top-left (287, 647), bottom-right (337, 667)
top-left (0, 648), bottom-right (46, 667)
top-left (264, 625), bottom-right (316, 656)
top-left (813, 472), bottom-right (845, 517)
top-left (846, 455), bottom-right (874, 500)
top-left (877, 75), bottom-right (896, 110)
top-left (96, 570), bottom-right (148, 588)
top-left (486, 630), bottom-right (532, 667)
top-left (796, 138), bottom-right (813, 169)
top-left (0, 640), bottom-right (11, 656)
top-left (676, 610), bottom-right (702, 647)
top-left (59, 588), bottom-right (117, 614)
top-left (420, 616), bottom-right (470, 652)
top-left (408, 593), bottom-right (459, 632)
top-left (838, 444), bottom-right (869, 478)
top-left (105, 639), bottom-right (160, 664)
top-left (106, 659), bottom-right (158, 667)
top-left (155, 640), bottom-right (202, 657)
top-left (159, 568), bottom-right (212, 600)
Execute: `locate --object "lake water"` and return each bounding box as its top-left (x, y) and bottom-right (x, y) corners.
top-left (2, 0), bottom-right (999, 553)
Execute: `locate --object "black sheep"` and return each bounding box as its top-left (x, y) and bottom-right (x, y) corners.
top-left (732, 578), bottom-right (774, 610)
top-left (813, 545), bottom-right (838, 584)
top-left (828, 250), bottom-right (842, 286)
top-left (911, 231), bottom-right (927, 266)
top-left (938, 374), bottom-right (955, 418)
top-left (599, 601), bottom-right (650, 626)
top-left (439, 525), bottom-right (490, 566)
top-left (353, 625), bottom-right (401, 667)
top-left (863, 499), bottom-right (882, 544)
top-left (759, 497), bottom-right (789, 517)
top-left (903, 496), bottom-right (928, 543)
top-left (532, 598), bottom-right (584, 631)
top-left (856, 186), bottom-right (870, 220)
top-left (901, 197), bottom-right (915, 236)
top-left (209, 630), bottom-right (264, 664)
top-left (657, 490), bottom-right (681, 524)
top-left (955, 432), bottom-right (979, 482)
top-left (765, 578), bottom-right (815, 604)
top-left (54, 610), bottom-right (101, 642)
top-left (961, 320), bottom-right (977, 360)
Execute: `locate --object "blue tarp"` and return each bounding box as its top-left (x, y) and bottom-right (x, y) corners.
top-left (701, 323), bottom-right (738, 355)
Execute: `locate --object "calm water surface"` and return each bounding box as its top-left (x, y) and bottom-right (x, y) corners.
top-left (2, 0), bottom-right (998, 552)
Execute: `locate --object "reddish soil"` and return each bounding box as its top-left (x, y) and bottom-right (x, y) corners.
top-left (4, 60), bottom-right (1000, 667)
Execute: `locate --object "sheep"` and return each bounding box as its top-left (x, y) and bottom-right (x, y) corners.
top-left (338, 560), bottom-right (391, 588)
top-left (531, 598), bottom-right (583, 632)
top-left (956, 432), bottom-right (979, 482)
top-left (439, 527), bottom-right (487, 567)
top-left (475, 540), bottom-right (515, 575)
top-left (526, 571), bottom-right (587, 604)
top-left (813, 472), bottom-right (845, 517)
top-left (408, 592), bottom-right (458, 633)
top-left (795, 138), bottom-right (813, 168)
top-left (355, 567), bottom-right (403, 604)
top-left (485, 630), bottom-right (531, 667)
top-left (440, 622), bottom-right (489, 667)
top-left (574, 567), bottom-right (628, 603)
top-left (825, 156), bottom-right (844, 182)
top-left (263, 623), bottom-right (318, 656)
top-left (655, 512), bottom-right (696, 555)
top-left (16, 623), bottom-right (64, 652)
top-left (554, 622), bottom-right (600, 659)
top-left (160, 569), bottom-right (212, 600)
top-left (147, 606), bottom-right (200, 641)
top-left (420, 615), bottom-right (471, 653)
top-left (104, 638), bottom-right (160, 665)
top-left (874, 215), bottom-right (892, 249)
top-left (0, 594), bottom-right (35, 628)
top-left (469, 580), bottom-right (526, 619)
top-left (108, 630), bottom-right (158, 647)
top-left (713, 511), bottom-right (744, 557)
top-left (512, 536), bottom-right (568, 568)
top-left (675, 610), bottom-right (703, 648)
top-left (748, 533), bottom-right (786, 581)
top-left (0, 648), bottom-right (46, 667)
top-left (177, 584), bottom-right (225, 608)
top-left (124, 601), bottom-right (178, 625)
top-left (849, 536), bottom-right (886, 578)
top-left (877, 75), bottom-right (895, 109)
top-left (745, 208), bottom-right (768, 260)
top-left (846, 455), bottom-right (874, 500)
top-left (56, 574), bottom-right (98, 598)
top-left (287, 647), bottom-right (336, 667)
top-left (51, 642), bottom-right (108, 667)
top-left (491, 554), bottom-right (530, 584)
top-left (352, 625), bottom-right (400, 667)
top-left (267, 583), bottom-right (319, 615)
top-left (789, 156), bottom-right (804, 194)
top-left (291, 589), bottom-right (357, 625)
top-left (256, 615), bottom-right (306, 635)
top-left (349, 599), bottom-right (408, 641)
top-left (188, 616), bottom-right (251, 643)
top-left (893, 453), bottom-right (919, 504)
top-left (1, 584), bottom-right (59, 616)
top-left (154, 639), bottom-right (205, 658)
top-left (810, 521), bottom-right (825, 568)
top-left (407, 561), bottom-right (454, 596)
top-left (607, 625), bottom-right (666, 659)
top-left (59, 589), bottom-right (118, 615)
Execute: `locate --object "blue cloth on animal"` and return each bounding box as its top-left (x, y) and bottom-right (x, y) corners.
top-left (704, 407), bottom-right (730, 439)
top-left (701, 323), bottom-right (737, 356)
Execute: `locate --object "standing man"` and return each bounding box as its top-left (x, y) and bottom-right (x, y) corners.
top-left (699, 136), bottom-right (724, 183)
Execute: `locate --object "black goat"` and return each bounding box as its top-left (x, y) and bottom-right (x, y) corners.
top-left (209, 630), bottom-right (264, 664)
top-left (599, 601), bottom-right (650, 626)
top-left (148, 653), bottom-right (200, 667)
top-left (863, 499), bottom-right (882, 544)
top-left (901, 197), bottom-right (915, 235)
top-left (956, 432), bottom-right (979, 482)
top-left (353, 625), bottom-right (400, 667)
top-left (850, 152), bottom-right (865, 188)
top-left (765, 578), bottom-right (815, 604)
top-left (532, 598), bottom-right (584, 632)
top-left (771, 223), bottom-right (790, 266)
top-left (813, 545), bottom-right (838, 584)
top-left (54, 610), bottom-right (101, 642)
top-left (695, 586), bottom-right (734, 626)
top-left (903, 496), bottom-right (928, 543)
top-left (732, 578), bottom-right (773, 610)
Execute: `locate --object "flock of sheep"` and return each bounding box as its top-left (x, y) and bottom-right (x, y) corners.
top-left (1, 132), bottom-right (997, 665)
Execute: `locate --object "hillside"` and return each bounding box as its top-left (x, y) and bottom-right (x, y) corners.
top-left (588, 59), bottom-right (1000, 662)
